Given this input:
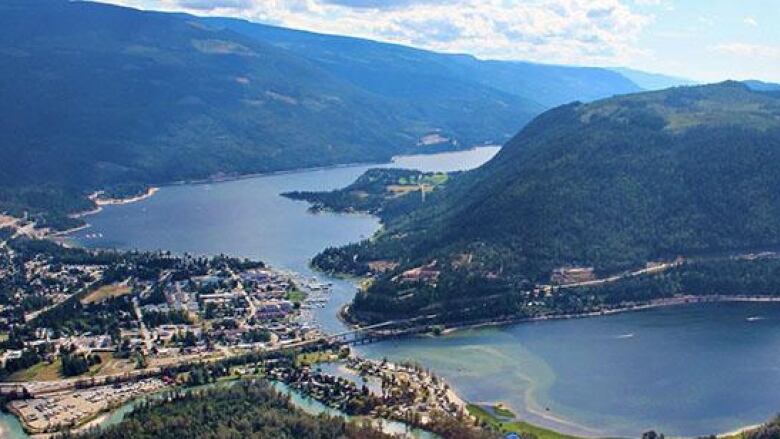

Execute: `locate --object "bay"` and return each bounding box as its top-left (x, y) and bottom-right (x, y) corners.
top-left (18, 146), bottom-right (780, 437)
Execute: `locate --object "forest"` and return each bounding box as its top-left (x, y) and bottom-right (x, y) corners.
top-left (65, 380), bottom-right (398, 439)
top-left (284, 168), bottom-right (454, 221)
top-left (311, 83), bottom-right (780, 323)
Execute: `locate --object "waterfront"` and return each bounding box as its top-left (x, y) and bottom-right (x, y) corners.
top-left (359, 301), bottom-right (780, 437)
top-left (68, 147), bottom-right (499, 334)
top-left (41, 146), bottom-right (780, 437)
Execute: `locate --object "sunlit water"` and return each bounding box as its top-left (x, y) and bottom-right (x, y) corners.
top-left (67, 147), bottom-right (498, 333)
top-left (358, 302), bottom-right (780, 437)
top-left (0, 148), bottom-right (496, 439)
top-left (5, 147), bottom-right (780, 437)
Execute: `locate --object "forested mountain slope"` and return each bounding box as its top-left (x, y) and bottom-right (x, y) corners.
top-left (0, 0), bottom-right (416, 190)
top-left (0, 0), bottom-right (646, 229)
top-left (205, 17), bottom-right (642, 109)
top-left (0, 0), bottom-right (526, 227)
top-left (312, 82), bottom-right (780, 322)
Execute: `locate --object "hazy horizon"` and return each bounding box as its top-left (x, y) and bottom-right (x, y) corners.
top-left (98, 0), bottom-right (780, 84)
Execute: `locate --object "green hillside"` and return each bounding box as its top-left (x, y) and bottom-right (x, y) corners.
top-left (0, 0), bottom-right (538, 228)
top-left (0, 1), bottom-right (650, 230)
top-left (312, 82), bottom-right (780, 323)
top-left (205, 17), bottom-right (642, 109)
top-left (0, 1), bottom-right (428, 185)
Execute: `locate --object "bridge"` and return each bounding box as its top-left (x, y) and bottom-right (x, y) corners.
top-left (322, 314), bottom-right (439, 345)
top-left (0, 315), bottom-right (441, 398)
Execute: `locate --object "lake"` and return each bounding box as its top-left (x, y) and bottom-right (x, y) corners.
top-left (67, 147), bottom-right (499, 334)
top-left (32, 146), bottom-right (780, 437)
top-left (358, 302), bottom-right (780, 437)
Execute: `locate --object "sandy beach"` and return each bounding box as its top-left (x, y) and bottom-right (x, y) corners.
top-left (90, 187), bottom-right (159, 207)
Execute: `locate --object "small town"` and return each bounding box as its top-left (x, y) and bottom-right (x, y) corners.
top-left (6, 1), bottom-right (780, 438)
top-left (0, 218), bottom-right (479, 437)
top-left (266, 354), bottom-right (464, 426)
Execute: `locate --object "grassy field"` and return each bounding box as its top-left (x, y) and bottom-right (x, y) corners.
top-left (286, 289), bottom-right (307, 303)
top-left (389, 172), bottom-right (448, 197)
top-left (295, 350), bottom-right (339, 367)
top-left (85, 352), bottom-right (117, 377)
top-left (421, 173), bottom-right (449, 185)
top-left (8, 359), bottom-right (64, 381)
top-left (387, 184), bottom-right (424, 196)
top-left (81, 283), bottom-right (132, 304)
top-left (397, 173), bottom-right (448, 186)
top-left (467, 404), bottom-right (581, 439)
top-left (8, 352), bottom-right (118, 382)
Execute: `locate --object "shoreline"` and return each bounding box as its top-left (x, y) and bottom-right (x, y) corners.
top-left (719, 422), bottom-right (762, 438)
top-left (169, 145), bottom-right (495, 189)
top-left (437, 294), bottom-right (780, 336)
top-left (167, 160), bottom-right (384, 188)
top-left (5, 144), bottom-right (771, 438)
top-left (347, 294), bottom-right (780, 439)
top-left (69, 186), bottom-right (161, 221)
top-left (62, 144), bottom-right (496, 222)
top-left (91, 187), bottom-right (160, 206)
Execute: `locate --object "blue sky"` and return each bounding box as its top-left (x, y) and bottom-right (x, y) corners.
top-left (104, 0), bottom-right (780, 83)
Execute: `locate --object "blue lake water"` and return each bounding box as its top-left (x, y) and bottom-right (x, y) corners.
top-left (9, 146), bottom-right (780, 437)
top-left (68, 147), bottom-right (499, 334)
top-left (358, 302), bottom-right (780, 437)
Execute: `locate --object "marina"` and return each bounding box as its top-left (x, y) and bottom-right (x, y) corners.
top-left (4, 147), bottom-right (779, 437)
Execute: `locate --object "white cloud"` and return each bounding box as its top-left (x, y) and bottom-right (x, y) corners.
top-left (743, 16), bottom-right (758, 27)
top-left (106, 0), bottom-right (654, 66)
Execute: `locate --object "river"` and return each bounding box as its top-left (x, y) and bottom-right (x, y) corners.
top-left (5, 146), bottom-right (780, 437)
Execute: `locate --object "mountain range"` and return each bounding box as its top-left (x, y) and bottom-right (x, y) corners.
top-left (0, 0), bottom-right (664, 228)
top-left (310, 82), bottom-right (780, 322)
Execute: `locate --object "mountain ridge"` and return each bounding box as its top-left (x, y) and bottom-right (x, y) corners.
top-left (0, 0), bottom-right (656, 229)
top-left (309, 82), bottom-right (780, 322)
top-left (203, 16), bottom-right (643, 108)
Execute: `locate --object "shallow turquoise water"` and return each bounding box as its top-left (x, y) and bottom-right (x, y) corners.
top-left (0, 148), bottom-right (496, 438)
top-left (358, 302), bottom-right (780, 437)
top-left (0, 411), bottom-right (26, 439)
top-left (10, 146), bottom-right (780, 437)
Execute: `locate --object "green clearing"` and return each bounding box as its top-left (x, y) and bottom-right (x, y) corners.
top-left (467, 404), bottom-right (581, 439)
top-left (8, 352), bottom-right (113, 381)
top-left (295, 350), bottom-right (339, 367)
top-left (8, 359), bottom-right (63, 381)
top-left (421, 173), bottom-right (449, 185)
top-left (85, 352), bottom-right (114, 377)
top-left (81, 283), bottom-right (132, 305)
top-left (493, 403), bottom-right (516, 418)
top-left (286, 289), bottom-right (307, 303)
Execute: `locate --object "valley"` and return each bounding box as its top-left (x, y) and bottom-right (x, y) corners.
top-left (2, 2), bottom-right (780, 438)
top-left (0, 0), bottom-right (650, 234)
top-left (0, 149), bottom-right (774, 437)
top-left (311, 83), bottom-right (780, 326)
